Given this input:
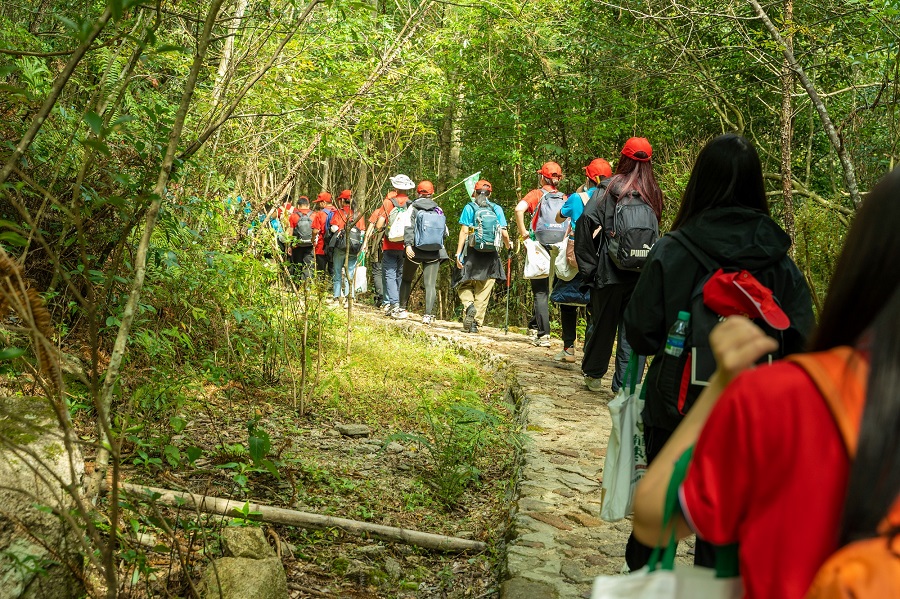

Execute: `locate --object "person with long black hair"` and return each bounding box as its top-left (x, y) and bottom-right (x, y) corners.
top-left (575, 137), bottom-right (662, 392)
top-left (632, 165), bottom-right (900, 598)
top-left (621, 133), bottom-right (815, 570)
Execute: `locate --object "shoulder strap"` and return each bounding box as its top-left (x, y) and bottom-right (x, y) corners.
top-left (578, 191), bottom-right (590, 205)
top-left (785, 348), bottom-right (868, 457)
top-left (668, 230), bottom-right (720, 273)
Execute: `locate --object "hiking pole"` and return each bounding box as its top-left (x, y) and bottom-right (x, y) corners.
top-left (504, 252), bottom-right (512, 334)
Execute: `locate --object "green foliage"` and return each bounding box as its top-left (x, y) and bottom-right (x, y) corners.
top-left (390, 403), bottom-right (502, 507)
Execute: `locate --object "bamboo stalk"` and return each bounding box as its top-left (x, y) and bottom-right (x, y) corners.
top-left (115, 483), bottom-right (487, 553)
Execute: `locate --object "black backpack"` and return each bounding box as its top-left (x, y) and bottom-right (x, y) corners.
top-left (606, 190), bottom-right (658, 271)
top-left (293, 212), bottom-right (314, 246)
top-left (654, 230), bottom-right (787, 416)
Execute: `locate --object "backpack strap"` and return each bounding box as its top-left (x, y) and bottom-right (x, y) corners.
top-left (668, 230), bottom-right (720, 273)
top-left (785, 347), bottom-right (868, 457)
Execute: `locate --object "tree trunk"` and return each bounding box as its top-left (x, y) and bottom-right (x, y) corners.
top-left (747, 0), bottom-right (862, 208)
top-left (780, 0), bottom-right (795, 256)
top-left (212, 0), bottom-right (250, 105)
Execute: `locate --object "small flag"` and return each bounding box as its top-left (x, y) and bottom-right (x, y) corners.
top-left (462, 172), bottom-right (481, 198)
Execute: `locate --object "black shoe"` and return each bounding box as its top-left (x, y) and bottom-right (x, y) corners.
top-left (470, 322), bottom-right (479, 334)
top-left (463, 303), bottom-right (476, 332)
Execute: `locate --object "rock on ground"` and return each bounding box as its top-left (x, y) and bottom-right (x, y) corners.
top-left (220, 526), bottom-right (275, 559)
top-left (0, 396), bottom-right (85, 599)
top-left (335, 423), bottom-right (371, 438)
top-left (200, 557), bottom-right (288, 599)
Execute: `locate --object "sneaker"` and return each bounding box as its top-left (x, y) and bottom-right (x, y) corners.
top-left (391, 308), bottom-right (409, 320)
top-left (463, 303), bottom-right (476, 333)
top-left (554, 348), bottom-right (576, 363)
top-left (382, 303), bottom-right (393, 314)
top-left (469, 322), bottom-right (479, 334)
top-left (532, 334), bottom-right (551, 347)
top-left (422, 315), bottom-right (434, 325)
top-left (527, 327), bottom-right (538, 338)
top-left (584, 375), bottom-right (604, 392)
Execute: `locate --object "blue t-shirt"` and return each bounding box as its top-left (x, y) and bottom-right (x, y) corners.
top-left (459, 201), bottom-right (508, 228)
top-left (560, 187), bottom-right (596, 230)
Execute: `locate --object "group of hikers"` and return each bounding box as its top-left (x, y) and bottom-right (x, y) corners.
top-left (250, 132), bottom-right (900, 598)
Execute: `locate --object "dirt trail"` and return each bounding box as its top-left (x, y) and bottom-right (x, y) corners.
top-left (366, 307), bottom-right (693, 599)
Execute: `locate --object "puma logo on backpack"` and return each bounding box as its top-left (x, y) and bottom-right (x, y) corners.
top-left (294, 212), bottom-right (314, 246)
top-left (607, 190), bottom-right (658, 271)
top-left (532, 189), bottom-right (568, 244)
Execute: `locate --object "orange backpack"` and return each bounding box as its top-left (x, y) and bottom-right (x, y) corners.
top-left (787, 347), bottom-right (900, 599)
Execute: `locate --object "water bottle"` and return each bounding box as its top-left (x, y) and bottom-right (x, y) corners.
top-left (664, 311), bottom-right (691, 357)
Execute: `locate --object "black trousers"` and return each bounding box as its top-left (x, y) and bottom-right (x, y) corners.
top-left (529, 278), bottom-right (550, 337)
top-left (624, 425), bottom-right (717, 570)
top-left (582, 283), bottom-right (645, 388)
top-left (291, 246), bottom-right (315, 280)
top-left (559, 304), bottom-right (579, 348)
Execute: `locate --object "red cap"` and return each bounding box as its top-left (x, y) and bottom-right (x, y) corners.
top-left (339, 189), bottom-right (352, 200)
top-left (621, 137), bottom-right (653, 162)
top-left (537, 161), bottom-right (563, 180)
top-left (471, 179), bottom-right (492, 197)
top-left (703, 269), bottom-right (791, 330)
top-left (583, 158), bottom-right (612, 182)
top-left (316, 192), bottom-right (332, 203)
top-left (417, 180), bottom-right (435, 195)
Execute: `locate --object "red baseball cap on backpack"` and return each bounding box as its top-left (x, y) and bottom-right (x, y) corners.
top-left (584, 158), bottom-right (612, 182)
top-left (703, 269), bottom-right (790, 330)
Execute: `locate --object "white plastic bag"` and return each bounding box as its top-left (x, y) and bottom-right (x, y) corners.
top-left (592, 565), bottom-right (742, 599)
top-left (553, 238), bottom-right (578, 281)
top-left (523, 238), bottom-right (550, 279)
top-left (593, 447), bottom-right (742, 599)
top-left (600, 356), bottom-right (647, 522)
top-left (354, 265), bottom-right (367, 294)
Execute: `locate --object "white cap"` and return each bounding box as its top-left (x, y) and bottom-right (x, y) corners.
top-left (389, 174), bottom-right (415, 190)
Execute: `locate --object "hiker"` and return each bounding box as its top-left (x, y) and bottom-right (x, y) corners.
top-left (375, 175), bottom-right (415, 316)
top-left (455, 179), bottom-right (511, 333)
top-left (362, 192), bottom-right (393, 307)
top-left (397, 180), bottom-right (449, 324)
top-left (515, 162), bottom-right (569, 347)
top-left (287, 195), bottom-right (316, 281)
top-left (621, 133), bottom-right (815, 572)
top-left (548, 158), bottom-right (613, 363)
top-left (632, 165), bottom-right (900, 599)
top-left (574, 138), bottom-right (661, 392)
top-left (327, 190), bottom-right (365, 301)
top-left (312, 192), bottom-right (335, 275)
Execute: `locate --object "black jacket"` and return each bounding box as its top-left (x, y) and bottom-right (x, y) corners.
top-left (574, 178), bottom-right (641, 288)
top-left (625, 206), bottom-right (815, 431)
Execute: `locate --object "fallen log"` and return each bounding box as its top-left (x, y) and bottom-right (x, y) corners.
top-left (114, 482), bottom-right (487, 553)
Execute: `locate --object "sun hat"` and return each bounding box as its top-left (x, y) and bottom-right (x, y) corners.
top-left (703, 269), bottom-right (790, 330)
top-left (389, 174), bottom-right (415, 190)
top-left (621, 137), bottom-right (653, 162)
top-left (583, 158), bottom-right (612, 182)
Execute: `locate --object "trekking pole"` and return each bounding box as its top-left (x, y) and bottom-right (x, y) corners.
top-left (504, 252), bottom-right (512, 334)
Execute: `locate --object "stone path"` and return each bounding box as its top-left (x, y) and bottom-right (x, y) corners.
top-left (366, 307), bottom-right (693, 599)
